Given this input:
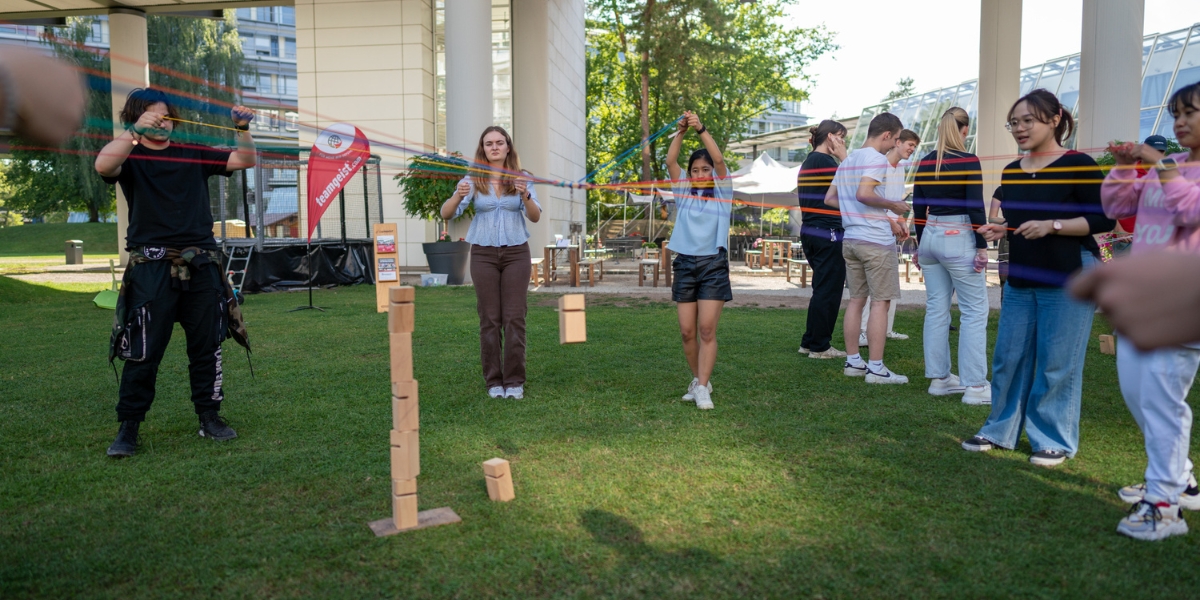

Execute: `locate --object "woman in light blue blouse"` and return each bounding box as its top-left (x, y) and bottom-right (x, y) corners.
top-left (441, 126), bottom-right (542, 399)
top-left (665, 111), bottom-right (732, 410)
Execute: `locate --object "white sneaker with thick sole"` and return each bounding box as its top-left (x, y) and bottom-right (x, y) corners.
top-left (1119, 474), bottom-right (1200, 510)
top-left (488, 386), bottom-right (505, 399)
top-left (505, 386), bottom-right (524, 399)
top-left (887, 331), bottom-right (909, 340)
top-left (1117, 500), bottom-right (1189, 541)
top-left (928, 374), bottom-right (966, 396)
top-left (693, 385), bottom-right (714, 410)
top-left (682, 378), bottom-right (711, 402)
top-left (798, 346), bottom-right (810, 355)
top-left (844, 361), bottom-right (868, 377)
top-left (963, 385), bottom-right (992, 405)
top-left (808, 347), bottom-right (847, 360)
top-left (858, 331), bottom-right (868, 346)
top-left (865, 365), bottom-right (908, 384)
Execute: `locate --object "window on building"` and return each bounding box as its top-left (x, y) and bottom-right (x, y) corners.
top-left (241, 72), bottom-right (258, 91)
top-left (285, 38), bottom-right (296, 60)
top-left (282, 7), bottom-right (296, 26)
top-left (1169, 26), bottom-right (1200, 99)
top-left (1143, 31), bottom-right (1187, 108)
top-left (259, 74), bottom-right (274, 94)
top-left (282, 76), bottom-right (298, 96)
top-left (1140, 108), bottom-right (1161, 141)
top-left (284, 111), bottom-right (299, 132)
top-left (236, 8), bottom-right (251, 21)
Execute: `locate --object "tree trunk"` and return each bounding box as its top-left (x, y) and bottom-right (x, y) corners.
top-left (639, 0), bottom-right (655, 183)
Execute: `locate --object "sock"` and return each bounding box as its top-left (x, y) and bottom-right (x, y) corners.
top-left (846, 353), bottom-right (864, 366)
top-left (868, 360), bottom-right (884, 371)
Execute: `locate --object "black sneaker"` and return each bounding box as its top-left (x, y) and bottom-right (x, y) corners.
top-left (1030, 449), bottom-right (1067, 467)
top-left (106, 421), bottom-right (140, 458)
top-left (198, 410), bottom-right (238, 441)
top-left (962, 435), bottom-right (994, 452)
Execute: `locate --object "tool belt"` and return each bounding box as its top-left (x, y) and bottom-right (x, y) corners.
top-left (108, 246), bottom-right (251, 365)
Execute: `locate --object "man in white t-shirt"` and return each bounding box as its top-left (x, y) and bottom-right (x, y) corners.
top-left (823, 112), bottom-right (911, 384)
top-left (860, 129), bottom-right (920, 344)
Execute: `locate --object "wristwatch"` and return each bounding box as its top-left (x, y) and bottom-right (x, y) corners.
top-left (1052, 220), bottom-right (1063, 233)
top-left (235, 123), bottom-right (250, 132)
top-left (1156, 158), bottom-right (1178, 172)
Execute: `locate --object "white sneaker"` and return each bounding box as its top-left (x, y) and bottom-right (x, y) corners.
top-left (1117, 500), bottom-right (1189, 541)
top-left (1119, 474), bottom-right (1200, 510)
top-left (858, 331), bottom-right (868, 346)
top-left (682, 377), bottom-right (710, 402)
top-left (963, 385), bottom-right (992, 405)
top-left (928, 374), bottom-right (966, 396)
top-left (844, 361), bottom-right (868, 377)
top-left (808, 347), bottom-right (847, 360)
top-left (504, 386), bottom-right (524, 399)
top-left (886, 331), bottom-right (909, 340)
top-left (798, 346), bottom-right (810, 354)
top-left (488, 386), bottom-right (505, 398)
top-left (865, 365), bottom-right (908, 384)
top-left (693, 384), bottom-right (714, 410)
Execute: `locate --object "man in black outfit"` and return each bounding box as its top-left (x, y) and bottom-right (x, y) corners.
top-left (95, 88), bottom-right (256, 457)
top-left (797, 123), bottom-right (849, 359)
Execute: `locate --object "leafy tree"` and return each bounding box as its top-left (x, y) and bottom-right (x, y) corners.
top-left (882, 77), bottom-right (916, 103)
top-left (3, 13), bottom-right (248, 222)
top-left (586, 0), bottom-right (834, 221)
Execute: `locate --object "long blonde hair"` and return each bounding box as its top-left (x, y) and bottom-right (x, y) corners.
top-left (472, 126), bottom-right (522, 196)
top-left (934, 107), bottom-right (970, 178)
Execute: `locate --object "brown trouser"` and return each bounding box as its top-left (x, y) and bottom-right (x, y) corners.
top-left (470, 243), bottom-right (532, 388)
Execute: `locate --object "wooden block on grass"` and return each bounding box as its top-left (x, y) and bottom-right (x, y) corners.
top-left (389, 333), bottom-right (413, 382)
top-left (392, 478), bottom-right (417, 496)
top-left (389, 431), bottom-right (420, 480)
top-left (485, 471), bottom-right (515, 502)
top-left (388, 302), bottom-right (415, 333)
top-left (559, 310), bottom-right (586, 344)
top-left (1099, 334), bottom-right (1115, 355)
top-left (389, 286), bottom-right (415, 304)
top-left (392, 379), bottom-right (418, 400)
top-left (392, 493), bottom-right (418, 530)
top-left (482, 457), bottom-right (510, 478)
top-left (558, 294), bottom-right (585, 312)
top-left (392, 395), bottom-right (419, 432)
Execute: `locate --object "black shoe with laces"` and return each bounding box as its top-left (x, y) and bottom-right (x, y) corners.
top-left (198, 410), bottom-right (238, 441)
top-left (107, 421), bottom-right (140, 458)
top-left (1030, 449), bottom-right (1067, 466)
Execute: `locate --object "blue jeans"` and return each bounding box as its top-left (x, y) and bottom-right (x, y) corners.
top-left (918, 216), bottom-right (990, 387)
top-left (976, 251), bottom-right (1098, 457)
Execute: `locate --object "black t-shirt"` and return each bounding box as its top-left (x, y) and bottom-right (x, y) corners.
top-left (1001, 151), bottom-right (1114, 288)
top-left (102, 143), bottom-right (233, 250)
top-left (796, 151), bottom-right (841, 232)
top-left (912, 150), bottom-right (986, 248)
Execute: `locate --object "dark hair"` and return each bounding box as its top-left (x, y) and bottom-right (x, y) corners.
top-left (898, 129), bottom-right (920, 144)
top-left (809, 119), bottom-right (848, 148)
top-left (866, 112), bottom-right (903, 139)
top-left (687, 148), bottom-right (713, 173)
top-left (1007, 88), bottom-right (1074, 145)
top-left (1167, 80), bottom-right (1200, 118)
top-left (118, 88), bottom-right (179, 126)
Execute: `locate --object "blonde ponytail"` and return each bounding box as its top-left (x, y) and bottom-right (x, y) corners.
top-left (934, 107), bottom-right (970, 178)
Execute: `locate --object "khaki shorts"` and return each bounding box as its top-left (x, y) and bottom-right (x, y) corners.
top-left (843, 239), bottom-right (901, 301)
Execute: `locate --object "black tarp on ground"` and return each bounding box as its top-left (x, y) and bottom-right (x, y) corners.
top-left (224, 242), bottom-right (374, 293)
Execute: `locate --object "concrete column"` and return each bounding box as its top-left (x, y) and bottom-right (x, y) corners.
top-left (1078, 0), bottom-right (1144, 151)
top-left (513, 0), bottom-right (587, 250)
top-left (443, 0), bottom-right (492, 244)
top-left (976, 0), bottom-right (1022, 203)
top-left (297, 0), bottom-right (435, 267)
top-left (108, 8), bottom-right (149, 266)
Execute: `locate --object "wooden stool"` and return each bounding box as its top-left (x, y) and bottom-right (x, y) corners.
top-left (530, 258), bottom-right (545, 286)
top-left (745, 250), bottom-right (763, 269)
top-left (638, 260), bottom-right (660, 287)
top-left (786, 259), bottom-right (810, 287)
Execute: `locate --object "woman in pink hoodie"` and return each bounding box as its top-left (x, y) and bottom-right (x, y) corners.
top-left (1101, 80), bottom-right (1200, 541)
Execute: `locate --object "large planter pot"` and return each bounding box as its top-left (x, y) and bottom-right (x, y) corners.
top-left (423, 241), bottom-right (471, 285)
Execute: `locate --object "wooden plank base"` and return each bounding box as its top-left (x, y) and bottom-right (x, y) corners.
top-left (368, 507), bottom-right (461, 537)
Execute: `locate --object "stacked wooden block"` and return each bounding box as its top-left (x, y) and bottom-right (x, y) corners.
top-left (1099, 334), bottom-right (1116, 355)
top-left (483, 458), bottom-right (515, 502)
top-left (388, 286), bottom-right (420, 530)
top-left (558, 294), bottom-right (586, 344)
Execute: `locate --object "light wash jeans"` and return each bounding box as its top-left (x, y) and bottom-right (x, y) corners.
top-left (976, 250), bottom-right (1098, 457)
top-left (1118, 336), bottom-right (1200, 504)
top-left (918, 216), bottom-right (990, 387)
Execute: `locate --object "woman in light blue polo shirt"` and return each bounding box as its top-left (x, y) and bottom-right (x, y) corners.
top-left (441, 126), bottom-right (541, 400)
top-left (665, 111), bottom-right (732, 410)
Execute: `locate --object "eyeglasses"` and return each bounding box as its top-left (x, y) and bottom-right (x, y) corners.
top-left (1005, 117), bottom-right (1038, 132)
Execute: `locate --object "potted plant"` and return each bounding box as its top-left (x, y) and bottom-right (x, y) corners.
top-left (395, 153), bottom-right (473, 284)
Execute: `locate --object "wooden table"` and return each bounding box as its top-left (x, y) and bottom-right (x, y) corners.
top-left (761, 239), bottom-right (792, 269)
top-left (543, 245), bottom-right (580, 286)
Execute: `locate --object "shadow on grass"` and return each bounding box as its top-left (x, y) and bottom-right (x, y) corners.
top-left (0, 275), bottom-right (100, 304)
top-left (580, 509), bottom-right (720, 592)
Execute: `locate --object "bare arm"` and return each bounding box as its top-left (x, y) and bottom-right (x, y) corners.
top-left (94, 130), bottom-right (139, 178)
top-left (666, 116), bottom-right (686, 181)
top-left (225, 106), bottom-right (256, 171)
top-left (856, 176), bottom-right (908, 213)
top-left (440, 179), bottom-right (473, 220)
top-left (824, 184), bottom-right (839, 209)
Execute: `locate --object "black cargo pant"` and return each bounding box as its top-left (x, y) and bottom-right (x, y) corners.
top-left (800, 229), bottom-right (847, 353)
top-left (116, 260), bottom-right (226, 422)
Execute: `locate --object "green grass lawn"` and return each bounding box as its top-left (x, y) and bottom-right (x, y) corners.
top-left (2, 277), bottom-right (1196, 599)
top-left (0, 223), bottom-right (119, 256)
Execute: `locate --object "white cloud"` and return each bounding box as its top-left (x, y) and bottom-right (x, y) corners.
top-left (787, 0), bottom-right (1200, 122)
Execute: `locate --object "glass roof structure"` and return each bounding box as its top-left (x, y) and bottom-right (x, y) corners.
top-left (850, 23), bottom-right (1200, 158)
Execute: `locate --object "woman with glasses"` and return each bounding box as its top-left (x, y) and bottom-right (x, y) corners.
top-left (962, 89), bottom-right (1114, 467)
top-left (912, 107), bottom-right (991, 405)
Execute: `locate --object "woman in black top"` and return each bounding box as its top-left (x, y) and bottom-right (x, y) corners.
top-left (912, 107), bottom-right (990, 405)
top-left (963, 89), bottom-right (1115, 466)
top-left (797, 119), bottom-right (849, 359)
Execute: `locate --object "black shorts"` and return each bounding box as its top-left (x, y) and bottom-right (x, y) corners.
top-left (672, 249), bottom-right (733, 303)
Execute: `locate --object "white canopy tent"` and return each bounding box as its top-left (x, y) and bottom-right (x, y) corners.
top-left (730, 153), bottom-right (804, 237)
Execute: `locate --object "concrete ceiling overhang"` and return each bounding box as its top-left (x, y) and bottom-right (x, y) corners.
top-left (0, 0), bottom-right (290, 20)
